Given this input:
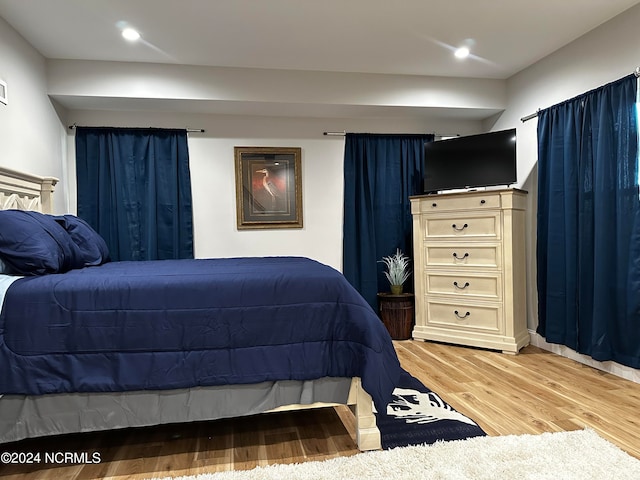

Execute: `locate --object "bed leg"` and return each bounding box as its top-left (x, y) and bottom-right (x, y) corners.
top-left (350, 378), bottom-right (381, 451)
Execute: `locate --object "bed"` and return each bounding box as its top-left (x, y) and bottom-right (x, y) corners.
top-left (0, 166), bottom-right (401, 450)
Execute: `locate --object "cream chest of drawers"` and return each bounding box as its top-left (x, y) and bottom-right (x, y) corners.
top-left (410, 189), bottom-right (529, 353)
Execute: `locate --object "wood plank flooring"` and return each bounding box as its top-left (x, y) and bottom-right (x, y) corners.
top-left (1, 341), bottom-right (639, 479)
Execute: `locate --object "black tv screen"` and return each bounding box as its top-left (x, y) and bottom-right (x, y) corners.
top-left (423, 129), bottom-right (517, 193)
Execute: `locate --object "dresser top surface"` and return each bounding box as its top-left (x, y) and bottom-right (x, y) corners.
top-left (410, 188), bottom-right (527, 201)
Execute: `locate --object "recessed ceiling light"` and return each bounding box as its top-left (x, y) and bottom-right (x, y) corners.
top-left (454, 47), bottom-right (470, 59)
top-left (122, 28), bottom-right (140, 41)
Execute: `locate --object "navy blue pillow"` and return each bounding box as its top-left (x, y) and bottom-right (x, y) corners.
top-left (53, 215), bottom-right (110, 266)
top-left (0, 210), bottom-right (85, 275)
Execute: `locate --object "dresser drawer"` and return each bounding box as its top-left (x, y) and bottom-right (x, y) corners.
top-left (423, 212), bottom-right (500, 240)
top-left (426, 272), bottom-right (501, 300)
top-left (416, 193), bottom-right (501, 212)
top-left (425, 244), bottom-right (501, 269)
top-left (426, 300), bottom-right (501, 332)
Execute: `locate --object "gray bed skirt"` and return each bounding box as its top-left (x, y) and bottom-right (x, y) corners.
top-left (0, 377), bottom-right (352, 444)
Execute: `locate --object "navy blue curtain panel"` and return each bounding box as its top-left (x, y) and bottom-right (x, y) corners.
top-left (343, 133), bottom-right (433, 310)
top-left (75, 127), bottom-right (194, 261)
top-left (537, 74), bottom-right (640, 368)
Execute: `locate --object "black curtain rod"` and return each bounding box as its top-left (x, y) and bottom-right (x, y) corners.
top-left (520, 66), bottom-right (640, 123)
top-left (323, 131), bottom-right (459, 138)
top-left (68, 124), bottom-right (205, 133)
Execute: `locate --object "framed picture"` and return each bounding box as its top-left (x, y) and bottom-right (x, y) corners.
top-left (234, 146), bottom-right (303, 229)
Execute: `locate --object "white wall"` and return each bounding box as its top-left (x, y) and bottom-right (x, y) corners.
top-left (45, 53), bottom-right (496, 273)
top-left (493, 3), bottom-right (639, 185)
top-left (67, 110), bottom-right (482, 271)
top-left (0, 16), bottom-right (66, 212)
top-left (489, 3), bottom-right (640, 381)
top-left (47, 59), bottom-right (506, 114)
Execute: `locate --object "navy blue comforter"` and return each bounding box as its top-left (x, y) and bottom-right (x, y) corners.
top-left (0, 257), bottom-right (401, 411)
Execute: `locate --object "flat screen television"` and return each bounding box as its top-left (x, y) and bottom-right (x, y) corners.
top-left (423, 128), bottom-right (517, 193)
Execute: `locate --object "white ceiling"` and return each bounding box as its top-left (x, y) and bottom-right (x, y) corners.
top-left (1, 0), bottom-right (638, 79)
top-left (1, 0), bottom-right (639, 121)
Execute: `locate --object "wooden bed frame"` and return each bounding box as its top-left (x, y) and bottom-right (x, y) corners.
top-left (0, 166), bottom-right (381, 451)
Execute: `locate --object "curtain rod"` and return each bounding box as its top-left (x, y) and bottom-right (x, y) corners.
top-left (68, 124), bottom-right (205, 133)
top-left (323, 131), bottom-right (460, 138)
top-left (520, 67), bottom-right (640, 123)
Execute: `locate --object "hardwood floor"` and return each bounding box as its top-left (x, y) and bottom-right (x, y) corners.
top-left (1, 341), bottom-right (639, 479)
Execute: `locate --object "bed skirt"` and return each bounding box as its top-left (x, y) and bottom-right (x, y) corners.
top-left (0, 377), bottom-right (352, 444)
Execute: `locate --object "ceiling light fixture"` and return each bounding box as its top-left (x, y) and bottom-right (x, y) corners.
top-left (122, 28), bottom-right (140, 41)
top-left (454, 46), bottom-right (470, 59)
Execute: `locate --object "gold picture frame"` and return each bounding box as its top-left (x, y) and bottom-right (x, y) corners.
top-left (234, 146), bottom-right (303, 229)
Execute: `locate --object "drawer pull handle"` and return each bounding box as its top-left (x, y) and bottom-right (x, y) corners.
top-left (452, 252), bottom-right (469, 260)
top-left (432, 202), bottom-right (438, 208)
top-left (452, 223), bottom-right (468, 231)
top-left (454, 310), bottom-right (471, 319)
top-left (480, 199), bottom-right (486, 204)
top-left (453, 281), bottom-right (470, 289)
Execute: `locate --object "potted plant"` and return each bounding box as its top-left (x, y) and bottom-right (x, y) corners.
top-left (379, 248), bottom-right (411, 295)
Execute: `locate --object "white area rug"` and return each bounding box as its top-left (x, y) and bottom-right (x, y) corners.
top-left (150, 429), bottom-right (640, 480)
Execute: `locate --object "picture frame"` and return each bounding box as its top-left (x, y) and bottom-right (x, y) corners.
top-left (234, 146), bottom-right (303, 229)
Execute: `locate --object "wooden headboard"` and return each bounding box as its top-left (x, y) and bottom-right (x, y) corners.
top-left (0, 166), bottom-right (58, 214)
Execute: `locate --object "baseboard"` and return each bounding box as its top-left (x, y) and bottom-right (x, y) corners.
top-left (528, 330), bottom-right (640, 385)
